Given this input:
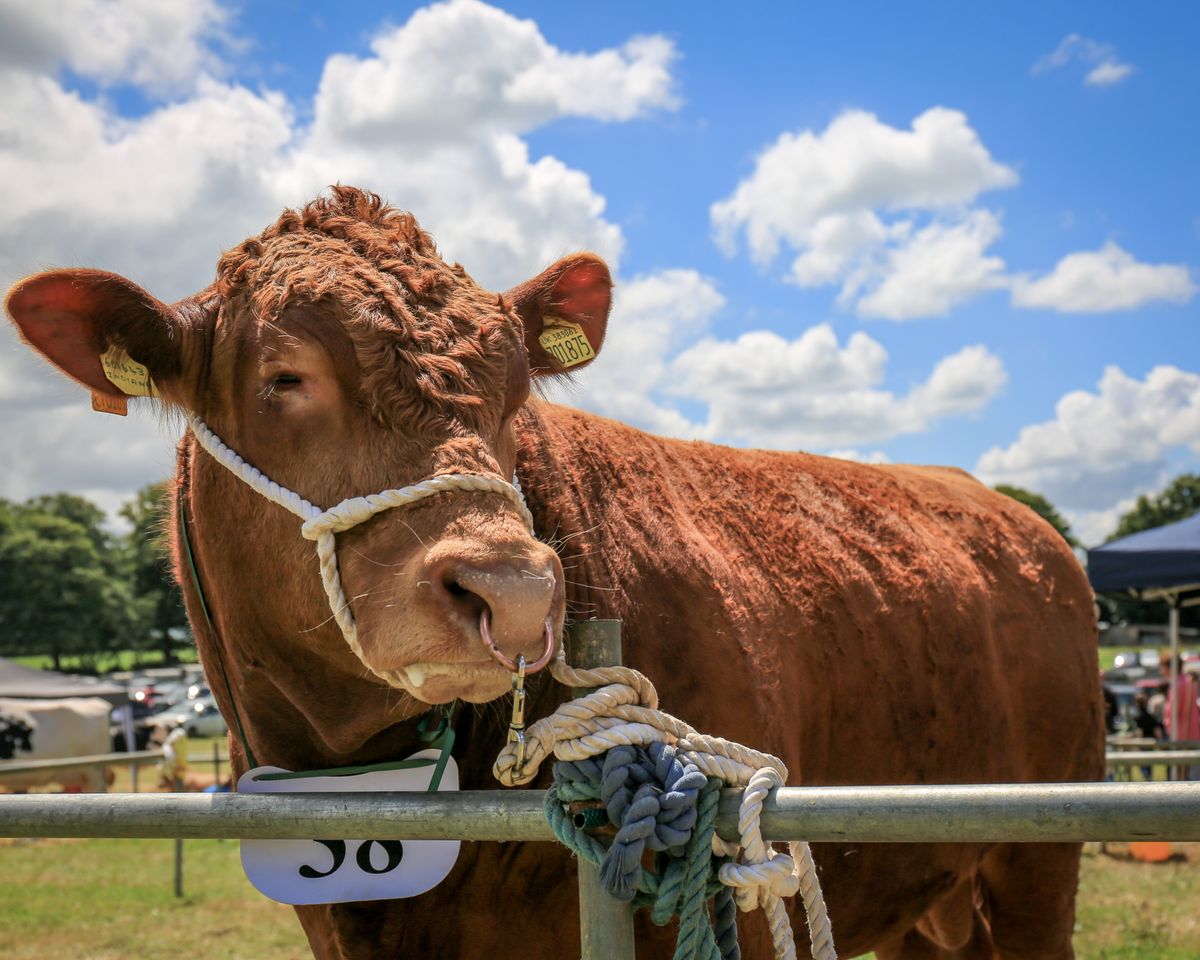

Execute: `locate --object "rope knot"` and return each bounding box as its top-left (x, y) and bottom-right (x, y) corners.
top-left (503, 657), bottom-right (837, 960)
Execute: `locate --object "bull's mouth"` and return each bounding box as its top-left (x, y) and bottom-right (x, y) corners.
top-left (378, 615), bottom-right (560, 705)
top-left (395, 659), bottom-right (514, 705)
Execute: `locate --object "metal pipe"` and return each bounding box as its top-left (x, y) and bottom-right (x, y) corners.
top-left (1106, 751), bottom-right (1200, 766)
top-left (0, 750), bottom-right (164, 776)
top-left (1, 782), bottom-right (1197, 842)
top-left (565, 620), bottom-right (637, 960)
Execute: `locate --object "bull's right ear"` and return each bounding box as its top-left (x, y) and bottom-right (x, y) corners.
top-left (5, 269), bottom-right (195, 409)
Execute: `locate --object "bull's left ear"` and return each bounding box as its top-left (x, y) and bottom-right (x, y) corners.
top-left (504, 254), bottom-right (611, 377)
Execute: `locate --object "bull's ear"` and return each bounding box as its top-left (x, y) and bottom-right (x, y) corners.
top-left (505, 254), bottom-right (611, 377)
top-left (5, 269), bottom-right (193, 408)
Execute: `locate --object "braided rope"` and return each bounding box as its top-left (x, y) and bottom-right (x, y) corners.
top-left (496, 653), bottom-right (837, 960)
top-left (186, 415), bottom-right (533, 689)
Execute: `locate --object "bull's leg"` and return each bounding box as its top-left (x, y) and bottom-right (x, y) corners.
top-left (978, 842), bottom-right (1081, 959)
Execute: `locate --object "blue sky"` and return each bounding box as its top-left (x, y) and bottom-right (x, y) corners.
top-left (0, 1), bottom-right (1196, 544)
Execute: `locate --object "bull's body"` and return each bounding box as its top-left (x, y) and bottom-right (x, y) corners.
top-left (189, 401), bottom-right (1101, 959)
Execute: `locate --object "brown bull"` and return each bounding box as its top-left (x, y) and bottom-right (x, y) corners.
top-left (6, 187), bottom-right (1103, 959)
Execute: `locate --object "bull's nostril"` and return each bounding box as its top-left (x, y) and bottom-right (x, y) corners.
top-left (438, 571), bottom-right (489, 623)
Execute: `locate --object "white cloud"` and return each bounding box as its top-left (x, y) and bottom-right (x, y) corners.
top-left (711, 107), bottom-right (1017, 320)
top-left (546, 269), bottom-right (726, 436)
top-left (1086, 61), bottom-right (1134, 87)
top-left (663, 325), bottom-right (1005, 449)
top-left (975, 365), bottom-right (1200, 543)
top-left (856, 211), bottom-right (1008, 320)
top-left (825, 449), bottom-right (892, 465)
top-left (712, 107), bottom-right (1191, 322)
top-left (1068, 498), bottom-right (1138, 550)
top-left (0, 0), bottom-right (231, 95)
top-left (1033, 34), bottom-right (1134, 89)
top-left (1011, 242), bottom-right (1196, 312)
top-left (0, 0), bottom-right (681, 510)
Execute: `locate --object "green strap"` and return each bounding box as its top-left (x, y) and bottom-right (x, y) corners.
top-left (177, 485), bottom-right (260, 770)
top-left (256, 702), bottom-right (461, 792)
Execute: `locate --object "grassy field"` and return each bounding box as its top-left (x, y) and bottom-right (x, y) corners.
top-left (0, 828), bottom-right (1195, 958)
top-left (10, 648), bottom-right (199, 675)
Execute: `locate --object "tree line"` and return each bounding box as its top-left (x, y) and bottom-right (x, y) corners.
top-left (0, 472), bottom-right (1196, 672)
top-left (0, 484), bottom-right (188, 671)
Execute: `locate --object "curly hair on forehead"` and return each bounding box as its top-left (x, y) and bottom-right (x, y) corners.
top-left (213, 186), bottom-right (525, 434)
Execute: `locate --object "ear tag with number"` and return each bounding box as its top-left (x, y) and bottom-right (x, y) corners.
top-left (538, 316), bottom-right (595, 369)
top-left (238, 750), bottom-right (460, 905)
top-left (99, 345), bottom-right (159, 398)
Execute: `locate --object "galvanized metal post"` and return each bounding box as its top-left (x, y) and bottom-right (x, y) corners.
top-left (173, 777), bottom-right (184, 898)
top-left (565, 620), bottom-right (637, 960)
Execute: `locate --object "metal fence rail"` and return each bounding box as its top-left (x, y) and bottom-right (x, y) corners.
top-left (1106, 751), bottom-right (1200, 766)
top-left (0, 749), bottom-right (232, 777)
top-left (1, 782), bottom-right (1197, 842)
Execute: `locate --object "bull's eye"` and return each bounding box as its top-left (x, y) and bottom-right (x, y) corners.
top-left (273, 373), bottom-right (302, 388)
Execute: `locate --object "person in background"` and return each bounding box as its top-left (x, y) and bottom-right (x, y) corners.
top-left (1132, 691), bottom-right (1166, 780)
top-left (1101, 674), bottom-right (1119, 734)
top-left (1163, 655), bottom-right (1200, 780)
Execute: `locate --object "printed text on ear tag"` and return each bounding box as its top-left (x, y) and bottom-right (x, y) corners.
top-left (100, 345), bottom-right (159, 397)
top-left (538, 318), bottom-right (595, 368)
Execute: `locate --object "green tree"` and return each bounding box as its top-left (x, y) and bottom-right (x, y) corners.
top-left (1109, 473), bottom-right (1200, 542)
top-left (119, 482), bottom-right (190, 664)
top-left (0, 498), bottom-right (138, 670)
top-left (993, 484), bottom-right (1078, 548)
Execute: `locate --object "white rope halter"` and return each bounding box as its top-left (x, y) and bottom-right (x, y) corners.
top-left (186, 415), bottom-right (534, 688)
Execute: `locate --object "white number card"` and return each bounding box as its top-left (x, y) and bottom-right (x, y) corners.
top-left (238, 750), bottom-right (460, 905)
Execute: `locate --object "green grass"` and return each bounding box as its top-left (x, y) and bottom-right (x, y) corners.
top-left (0, 831), bottom-right (1194, 959)
top-left (1074, 843), bottom-right (1200, 958)
top-left (10, 647), bottom-right (199, 675)
top-left (0, 836), bottom-right (305, 959)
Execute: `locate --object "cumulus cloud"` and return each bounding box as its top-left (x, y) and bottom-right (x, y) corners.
top-left (0, 0), bottom-right (681, 510)
top-left (856, 211), bottom-right (1008, 320)
top-left (663, 325), bottom-right (1006, 449)
top-left (1033, 34), bottom-right (1135, 88)
top-left (548, 269), bottom-right (726, 436)
top-left (712, 106), bottom-right (1190, 321)
top-left (711, 107), bottom-right (1018, 319)
top-left (1011, 242), bottom-right (1196, 312)
top-left (975, 365), bottom-right (1200, 544)
top-left (0, 0), bottom-right (232, 95)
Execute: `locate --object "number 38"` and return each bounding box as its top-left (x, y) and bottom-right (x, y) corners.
top-left (299, 839), bottom-right (405, 878)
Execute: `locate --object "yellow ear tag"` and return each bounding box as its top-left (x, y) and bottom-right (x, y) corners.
top-left (537, 318), bottom-right (595, 369)
top-left (99, 345), bottom-right (159, 398)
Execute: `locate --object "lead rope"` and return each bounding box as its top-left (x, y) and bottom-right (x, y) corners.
top-left (494, 656), bottom-right (836, 960)
top-left (185, 415), bottom-right (533, 689)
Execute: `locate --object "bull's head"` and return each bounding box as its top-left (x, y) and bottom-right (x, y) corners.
top-left (6, 187), bottom-right (610, 710)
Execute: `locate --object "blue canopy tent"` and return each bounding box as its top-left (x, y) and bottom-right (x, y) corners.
top-left (1088, 512), bottom-right (1200, 739)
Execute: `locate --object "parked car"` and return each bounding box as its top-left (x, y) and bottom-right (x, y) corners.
top-left (1110, 651), bottom-right (1140, 671)
top-left (148, 694), bottom-right (228, 738)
